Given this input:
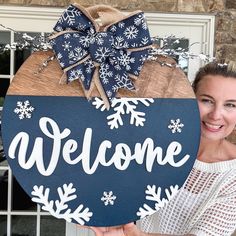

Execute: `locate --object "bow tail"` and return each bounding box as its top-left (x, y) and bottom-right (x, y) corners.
top-left (92, 67), bottom-right (111, 109)
top-left (65, 58), bottom-right (96, 99)
top-left (127, 49), bottom-right (150, 78)
top-left (96, 63), bottom-right (136, 108)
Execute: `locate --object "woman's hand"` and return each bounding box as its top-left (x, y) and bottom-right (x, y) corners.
top-left (89, 222), bottom-right (143, 236)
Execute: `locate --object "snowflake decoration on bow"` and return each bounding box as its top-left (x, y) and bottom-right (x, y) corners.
top-left (14, 100), bottom-right (34, 120)
top-left (49, 4), bottom-right (153, 106)
top-left (101, 191), bottom-right (117, 206)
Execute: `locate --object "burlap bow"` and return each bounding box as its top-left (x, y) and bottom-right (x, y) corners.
top-left (49, 4), bottom-right (152, 108)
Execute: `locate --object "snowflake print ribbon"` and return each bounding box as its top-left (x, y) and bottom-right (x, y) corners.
top-left (49, 4), bottom-right (152, 107)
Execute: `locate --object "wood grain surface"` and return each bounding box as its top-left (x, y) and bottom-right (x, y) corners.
top-left (7, 50), bottom-right (195, 99)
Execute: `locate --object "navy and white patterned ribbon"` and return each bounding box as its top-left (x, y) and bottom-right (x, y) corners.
top-left (49, 4), bottom-right (152, 103)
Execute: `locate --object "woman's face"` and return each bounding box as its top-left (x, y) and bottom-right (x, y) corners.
top-left (196, 75), bottom-right (236, 141)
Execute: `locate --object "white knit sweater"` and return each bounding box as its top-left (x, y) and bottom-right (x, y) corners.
top-left (139, 159), bottom-right (236, 236)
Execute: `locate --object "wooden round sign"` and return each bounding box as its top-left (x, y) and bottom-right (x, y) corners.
top-left (1, 3), bottom-right (200, 227)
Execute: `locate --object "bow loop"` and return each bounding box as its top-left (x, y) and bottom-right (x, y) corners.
top-left (107, 12), bottom-right (151, 49)
top-left (53, 4), bottom-right (95, 33)
top-left (50, 4), bottom-right (153, 107)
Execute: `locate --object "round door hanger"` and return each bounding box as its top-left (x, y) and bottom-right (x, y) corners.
top-left (1, 4), bottom-right (200, 227)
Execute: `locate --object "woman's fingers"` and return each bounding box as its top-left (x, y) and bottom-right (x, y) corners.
top-left (123, 223), bottom-right (142, 236)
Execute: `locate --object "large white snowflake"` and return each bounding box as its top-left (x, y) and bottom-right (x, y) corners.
top-left (101, 191), bottom-right (116, 206)
top-left (31, 183), bottom-right (93, 225)
top-left (168, 118), bottom-right (184, 133)
top-left (137, 185), bottom-right (179, 219)
top-left (117, 51), bottom-right (135, 71)
top-left (124, 26), bottom-right (139, 39)
top-left (14, 100), bottom-right (34, 120)
top-left (92, 97), bottom-right (154, 129)
top-left (95, 47), bottom-right (112, 63)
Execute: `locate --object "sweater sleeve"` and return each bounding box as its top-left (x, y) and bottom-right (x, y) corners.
top-left (189, 175), bottom-right (236, 236)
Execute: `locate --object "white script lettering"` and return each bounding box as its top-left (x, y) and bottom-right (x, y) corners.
top-left (8, 117), bottom-right (190, 176)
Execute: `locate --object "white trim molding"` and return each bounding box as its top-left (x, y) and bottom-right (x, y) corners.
top-left (0, 5), bottom-right (63, 32)
top-left (145, 12), bottom-right (215, 82)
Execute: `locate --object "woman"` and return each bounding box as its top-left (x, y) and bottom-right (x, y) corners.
top-left (89, 61), bottom-right (236, 236)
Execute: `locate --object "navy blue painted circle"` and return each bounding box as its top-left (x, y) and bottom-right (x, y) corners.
top-left (2, 95), bottom-right (200, 226)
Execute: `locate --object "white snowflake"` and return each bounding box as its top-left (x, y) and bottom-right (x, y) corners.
top-left (92, 97), bottom-right (154, 129)
top-left (110, 25), bottom-right (117, 32)
top-left (134, 14), bottom-right (147, 30)
top-left (14, 100), bottom-right (34, 120)
top-left (64, 33), bottom-right (71, 39)
top-left (114, 74), bottom-right (134, 90)
top-left (141, 37), bottom-right (150, 46)
top-left (68, 47), bottom-right (87, 64)
top-left (168, 118), bottom-right (184, 133)
top-left (59, 7), bottom-right (81, 26)
top-left (57, 52), bottom-right (63, 60)
top-left (72, 33), bottom-right (80, 38)
top-left (68, 69), bottom-right (85, 82)
top-left (84, 59), bottom-right (95, 74)
top-left (95, 33), bottom-right (108, 45)
top-left (118, 22), bottom-right (125, 28)
top-left (95, 47), bottom-right (112, 63)
top-left (55, 26), bottom-right (63, 32)
top-left (76, 23), bottom-right (87, 31)
top-left (99, 64), bottom-right (113, 83)
top-left (117, 51), bottom-right (135, 71)
top-left (114, 36), bottom-right (129, 49)
top-left (62, 41), bottom-right (72, 51)
top-left (60, 62), bottom-right (65, 68)
top-left (106, 90), bottom-right (113, 98)
top-left (31, 183), bottom-right (93, 225)
top-left (124, 26), bottom-right (139, 39)
top-left (137, 185), bottom-right (179, 219)
top-left (79, 35), bottom-right (92, 48)
top-left (101, 191), bottom-right (116, 206)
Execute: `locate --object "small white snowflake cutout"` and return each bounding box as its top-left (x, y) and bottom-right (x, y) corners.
top-left (14, 100), bottom-right (34, 120)
top-left (168, 118), bottom-right (184, 133)
top-left (101, 191), bottom-right (116, 206)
